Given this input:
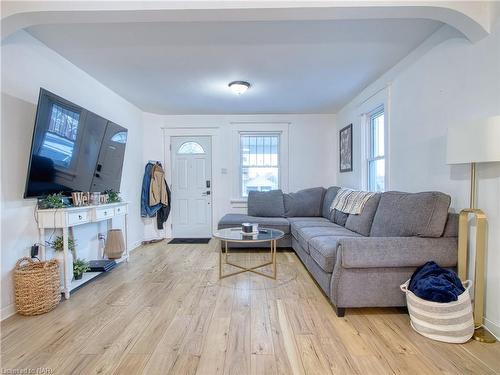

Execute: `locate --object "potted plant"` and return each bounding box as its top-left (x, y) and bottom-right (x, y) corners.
top-left (38, 193), bottom-right (68, 209)
top-left (103, 189), bottom-right (121, 203)
top-left (50, 236), bottom-right (75, 285)
top-left (73, 258), bottom-right (90, 280)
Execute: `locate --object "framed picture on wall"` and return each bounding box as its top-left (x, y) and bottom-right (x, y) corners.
top-left (339, 124), bottom-right (353, 173)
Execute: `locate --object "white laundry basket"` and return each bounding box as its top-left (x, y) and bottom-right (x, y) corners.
top-left (400, 279), bottom-right (474, 343)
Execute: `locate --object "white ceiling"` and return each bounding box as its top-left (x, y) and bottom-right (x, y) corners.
top-left (27, 19), bottom-right (442, 114)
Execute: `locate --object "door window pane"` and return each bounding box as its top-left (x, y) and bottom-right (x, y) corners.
top-left (178, 141), bottom-right (205, 154)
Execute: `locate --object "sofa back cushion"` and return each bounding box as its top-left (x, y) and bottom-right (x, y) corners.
top-left (322, 186), bottom-right (341, 219)
top-left (370, 191), bottom-right (451, 237)
top-left (345, 193), bottom-right (381, 236)
top-left (248, 190), bottom-right (285, 217)
top-left (331, 210), bottom-right (348, 226)
top-left (284, 187), bottom-right (325, 217)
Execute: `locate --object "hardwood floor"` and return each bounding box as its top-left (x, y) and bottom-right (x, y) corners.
top-left (2, 240), bottom-right (500, 374)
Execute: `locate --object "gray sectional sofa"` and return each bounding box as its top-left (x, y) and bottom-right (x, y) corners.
top-left (218, 187), bottom-right (458, 316)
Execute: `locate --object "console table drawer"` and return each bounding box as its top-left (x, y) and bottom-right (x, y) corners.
top-left (67, 211), bottom-right (90, 226)
top-left (95, 207), bottom-right (115, 221)
top-left (114, 205), bottom-right (127, 216)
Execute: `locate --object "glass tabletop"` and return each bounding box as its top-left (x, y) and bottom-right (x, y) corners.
top-left (213, 227), bottom-right (285, 243)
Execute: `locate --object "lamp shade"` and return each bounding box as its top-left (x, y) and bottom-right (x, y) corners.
top-left (446, 115), bottom-right (500, 164)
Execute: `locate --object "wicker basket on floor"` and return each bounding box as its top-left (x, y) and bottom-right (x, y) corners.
top-left (400, 279), bottom-right (474, 343)
top-left (14, 257), bottom-right (61, 316)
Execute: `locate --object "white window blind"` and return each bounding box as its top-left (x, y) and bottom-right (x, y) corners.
top-left (240, 134), bottom-right (280, 197)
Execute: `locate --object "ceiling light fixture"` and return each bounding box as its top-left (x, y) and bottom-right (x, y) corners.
top-left (228, 81), bottom-right (250, 95)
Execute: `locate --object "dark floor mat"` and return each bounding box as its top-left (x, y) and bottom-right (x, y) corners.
top-left (169, 238), bottom-right (211, 244)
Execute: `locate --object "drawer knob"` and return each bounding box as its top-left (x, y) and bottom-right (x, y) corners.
top-left (78, 215), bottom-right (82, 220)
top-left (104, 211), bottom-right (107, 215)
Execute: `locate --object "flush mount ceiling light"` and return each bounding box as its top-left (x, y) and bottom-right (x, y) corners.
top-left (228, 81), bottom-right (251, 95)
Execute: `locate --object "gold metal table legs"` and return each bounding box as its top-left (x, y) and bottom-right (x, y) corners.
top-left (219, 239), bottom-right (277, 280)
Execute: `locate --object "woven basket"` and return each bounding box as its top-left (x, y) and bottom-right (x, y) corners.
top-left (14, 257), bottom-right (61, 316)
top-left (400, 279), bottom-right (474, 343)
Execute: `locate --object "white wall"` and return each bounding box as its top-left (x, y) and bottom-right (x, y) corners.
top-left (142, 113), bottom-right (337, 240)
top-left (1, 31), bottom-right (144, 319)
top-left (336, 20), bottom-right (500, 336)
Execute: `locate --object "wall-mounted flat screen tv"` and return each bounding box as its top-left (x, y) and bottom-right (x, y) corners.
top-left (24, 88), bottom-right (128, 198)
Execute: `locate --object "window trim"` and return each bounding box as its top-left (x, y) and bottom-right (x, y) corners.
top-left (366, 105), bottom-right (386, 192)
top-left (238, 131), bottom-right (281, 198)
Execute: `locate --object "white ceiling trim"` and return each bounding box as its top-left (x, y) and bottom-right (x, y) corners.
top-left (1, 1), bottom-right (492, 42)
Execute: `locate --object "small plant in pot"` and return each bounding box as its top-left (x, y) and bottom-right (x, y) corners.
top-left (38, 193), bottom-right (68, 209)
top-left (103, 189), bottom-right (121, 203)
top-left (49, 236), bottom-right (75, 285)
top-left (50, 236), bottom-right (76, 253)
top-left (73, 258), bottom-right (90, 280)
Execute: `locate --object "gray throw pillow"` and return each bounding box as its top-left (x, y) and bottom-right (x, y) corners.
top-left (332, 209), bottom-right (349, 226)
top-left (284, 187), bottom-right (325, 217)
top-left (247, 190), bottom-right (285, 217)
top-left (370, 191), bottom-right (451, 237)
top-left (322, 186), bottom-right (341, 219)
top-left (345, 194), bottom-right (381, 236)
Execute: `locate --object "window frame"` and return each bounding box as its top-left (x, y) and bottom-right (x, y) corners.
top-left (366, 106), bottom-right (386, 192)
top-left (238, 131), bottom-right (281, 198)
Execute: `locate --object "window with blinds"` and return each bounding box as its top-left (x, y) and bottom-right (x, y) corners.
top-left (240, 134), bottom-right (280, 197)
top-left (367, 107), bottom-right (385, 192)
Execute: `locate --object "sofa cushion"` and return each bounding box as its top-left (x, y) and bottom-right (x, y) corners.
top-left (345, 194), bottom-right (381, 236)
top-left (309, 234), bottom-right (361, 273)
top-left (332, 209), bottom-right (349, 226)
top-left (322, 186), bottom-right (341, 219)
top-left (370, 191), bottom-right (451, 238)
top-left (247, 190), bottom-right (285, 217)
top-left (218, 214), bottom-right (290, 234)
top-left (287, 217), bottom-right (332, 224)
top-left (290, 218), bottom-right (337, 242)
top-left (293, 225), bottom-right (359, 253)
top-left (284, 187), bottom-right (325, 217)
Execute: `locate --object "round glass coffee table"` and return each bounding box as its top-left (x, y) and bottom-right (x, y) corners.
top-left (213, 227), bottom-right (285, 280)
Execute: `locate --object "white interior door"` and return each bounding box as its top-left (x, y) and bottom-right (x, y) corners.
top-left (171, 136), bottom-right (212, 238)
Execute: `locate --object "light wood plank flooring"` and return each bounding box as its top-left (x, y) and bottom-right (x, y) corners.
top-left (1, 241), bottom-right (499, 374)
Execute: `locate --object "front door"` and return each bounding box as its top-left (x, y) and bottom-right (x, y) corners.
top-left (171, 136), bottom-right (212, 238)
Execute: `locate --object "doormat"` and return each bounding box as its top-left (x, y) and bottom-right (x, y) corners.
top-left (169, 238), bottom-right (211, 244)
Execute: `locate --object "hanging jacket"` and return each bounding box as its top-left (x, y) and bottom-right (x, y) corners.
top-left (157, 182), bottom-right (172, 230)
top-left (141, 163), bottom-right (162, 217)
top-left (150, 163), bottom-right (169, 206)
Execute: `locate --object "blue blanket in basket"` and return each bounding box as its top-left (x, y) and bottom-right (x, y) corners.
top-left (409, 261), bottom-right (464, 303)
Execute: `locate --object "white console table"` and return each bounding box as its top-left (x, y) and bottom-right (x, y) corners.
top-left (36, 202), bottom-right (129, 299)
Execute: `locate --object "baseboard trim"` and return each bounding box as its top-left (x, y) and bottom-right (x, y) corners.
top-left (129, 240), bottom-right (142, 253)
top-left (484, 318), bottom-right (500, 340)
top-left (1, 304), bottom-right (16, 321)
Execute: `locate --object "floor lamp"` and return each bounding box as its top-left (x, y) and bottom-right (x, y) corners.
top-left (446, 115), bottom-right (500, 343)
